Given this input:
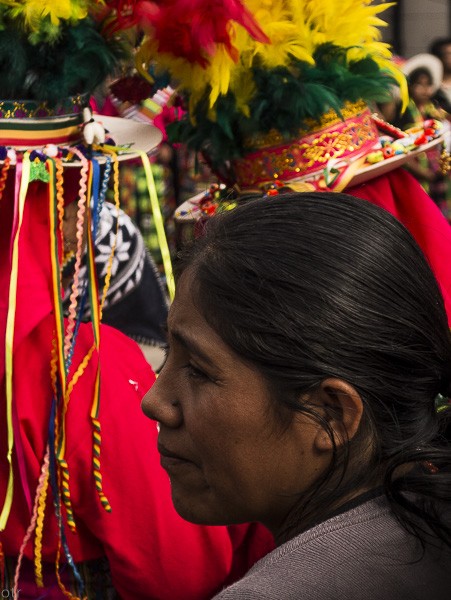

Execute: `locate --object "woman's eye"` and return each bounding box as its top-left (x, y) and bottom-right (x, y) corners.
top-left (161, 346), bottom-right (211, 381)
top-left (186, 362), bottom-right (208, 380)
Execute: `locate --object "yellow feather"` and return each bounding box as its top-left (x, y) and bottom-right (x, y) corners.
top-left (6, 0), bottom-right (88, 32)
top-left (303, 0), bottom-right (395, 50)
top-left (245, 0), bottom-right (314, 67)
top-left (207, 47), bottom-right (236, 107)
top-left (149, 48), bottom-right (232, 114)
top-left (146, 0), bottom-right (404, 116)
top-left (230, 69), bottom-right (256, 117)
top-left (374, 56), bottom-right (409, 112)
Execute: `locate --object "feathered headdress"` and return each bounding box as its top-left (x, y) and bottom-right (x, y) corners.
top-left (137, 0), bottom-right (409, 173)
top-left (0, 0), bottom-right (129, 103)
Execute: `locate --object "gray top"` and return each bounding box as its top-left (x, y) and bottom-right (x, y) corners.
top-left (214, 496), bottom-right (451, 599)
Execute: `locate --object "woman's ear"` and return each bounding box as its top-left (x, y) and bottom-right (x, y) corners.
top-left (312, 378), bottom-right (364, 452)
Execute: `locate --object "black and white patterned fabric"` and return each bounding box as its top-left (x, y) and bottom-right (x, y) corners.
top-left (63, 202), bottom-right (168, 347)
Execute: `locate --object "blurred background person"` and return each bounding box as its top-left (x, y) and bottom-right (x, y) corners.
top-left (388, 54), bottom-right (450, 215)
top-left (430, 37), bottom-right (451, 115)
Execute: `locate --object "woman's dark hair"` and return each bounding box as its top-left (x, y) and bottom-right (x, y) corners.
top-left (407, 67), bottom-right (433, 87)
top-left (177, 192), bottom-right (451, 545)
top-left (429, 37), bottom-right (451, 61)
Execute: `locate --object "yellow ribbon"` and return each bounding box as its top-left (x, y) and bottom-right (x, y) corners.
top-left (137, 150), bottom-right (175, 300)
top-left (0, 154), bottom-right (31, 530)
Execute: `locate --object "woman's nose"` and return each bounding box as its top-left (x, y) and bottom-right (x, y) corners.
top-left (141, 373), bottom-right (183, 428)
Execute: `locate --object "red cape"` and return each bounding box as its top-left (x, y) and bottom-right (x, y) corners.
top-left (0, 171), bottom-right (274, 598)
top-left (348, 168), bottom-right (451, 323)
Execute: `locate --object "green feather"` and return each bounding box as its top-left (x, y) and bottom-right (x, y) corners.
top-left (25, 21), bottom-right (121, 103)
top-left (171, 42), bottom-right (397, 169)
top-left (1, 19), bottom-right (127, 103)
top-left (0, 30), bottom-right (28, 98)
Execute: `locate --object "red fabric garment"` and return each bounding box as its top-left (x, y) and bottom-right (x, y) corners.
top-left (0, 171), bottom-right (274, 598)
top-left (348, 168), bottom-right (451, 323)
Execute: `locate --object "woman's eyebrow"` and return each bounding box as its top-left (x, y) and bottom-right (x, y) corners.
top-left (170, 328), bottom-right (216, 368)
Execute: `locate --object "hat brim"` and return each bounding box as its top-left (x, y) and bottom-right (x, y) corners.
top-left (0, 115), bottom-right (162, 166)
top-left (296, 136), bottom-right (443, 190)
top-left (402, 53), bottom-right (443, 94)
top-left (345, 137), bottom-right (442, 187)
top-left (64, 116), bottom-right (163, 167)
top-left (175, 190), bottom-right (210, 222)
top-left (175, 136), bottom-right (444, 222)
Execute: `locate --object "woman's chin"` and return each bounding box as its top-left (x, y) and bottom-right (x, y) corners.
top-left (170, 486), bottom-right (242, 526)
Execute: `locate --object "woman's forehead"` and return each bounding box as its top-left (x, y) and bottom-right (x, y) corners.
top-left (167, 277), bottom-right (213, 344)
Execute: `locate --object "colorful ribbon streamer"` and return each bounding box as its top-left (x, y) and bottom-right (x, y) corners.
top-left (0, 153), bottom-right (31, 531)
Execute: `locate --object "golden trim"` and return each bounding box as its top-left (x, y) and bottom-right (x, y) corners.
top-left (244, 100), bottom-right (368, 150)
top-left (234, 113), bottom-right (378, 188)
top-left (0, 94), bottom-right (87, 119)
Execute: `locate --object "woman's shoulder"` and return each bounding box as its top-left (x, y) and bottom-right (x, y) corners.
top-left (214, 496), bottom-right (451, 600)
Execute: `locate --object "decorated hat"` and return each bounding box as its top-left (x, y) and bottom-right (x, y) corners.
top-left (132, 0), bottom-right (448, 222)
top-left (0, 0), bottom-right (163, 159)
top-left (0, 0), bottom-right (173, 280)
top-left (174, 124), bottom-right (445, 222)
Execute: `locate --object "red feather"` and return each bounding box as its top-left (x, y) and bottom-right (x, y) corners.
top-left (144, 0), bottom-right (270, 67)
top-left (100, 0), bottom-right (159, 34)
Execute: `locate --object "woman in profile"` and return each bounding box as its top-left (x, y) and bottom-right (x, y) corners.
top-left (144, 192), bottom-right (451, 599)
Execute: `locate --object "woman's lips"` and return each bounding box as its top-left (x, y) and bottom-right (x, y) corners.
top-left (158, 443), bottom-right (194, 469)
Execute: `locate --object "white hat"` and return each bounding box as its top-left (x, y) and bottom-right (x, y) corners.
top-left (402, 53), bottom-right (443, 93)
